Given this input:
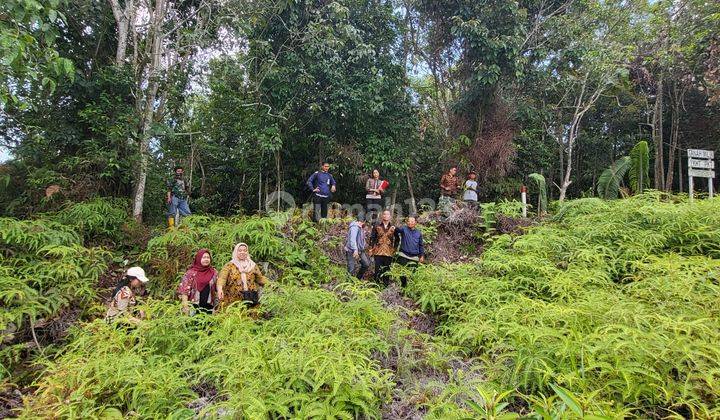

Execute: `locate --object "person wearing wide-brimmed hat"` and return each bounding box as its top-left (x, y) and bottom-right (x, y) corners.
top-left (105, 266), bottom-right (149, 323)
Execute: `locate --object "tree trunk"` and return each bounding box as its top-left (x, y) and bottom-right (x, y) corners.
top-left (558, 137), bottom-right (574, 202)
top-left (264, 173), bottom-right (269, 210)
top-left (652, 75), bottom-right (665, 190)
top-left (131, 0), bottom-right (166, 222)
top-left (108, 0), bottom-right (135, 66)
top-left (677, 141), bottom-right (683, 193)
top-left (275, 150), bottom-right (282, 211)
top-left (258, 168), bottom-right (262, 211)
top-left (559, 110), bottom-right (582, 202)
top-left (557, 87), bottom-right (600, 203)
top-left (237, 171), bottom-right (246, 211)
top-left (557, 134), bottom-right (564, 199)
top-left (199, 158), bottom-right (206, 196)
top-left (406, 170), bottom-right (417, 214)
top-left (665, 82), bottom-right (684, 191)
top-left (188, 138), bottom-right (195, 195)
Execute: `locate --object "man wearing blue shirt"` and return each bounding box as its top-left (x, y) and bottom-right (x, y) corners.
top-left (306, 162), bottom-right (337, 222)
top-left (394, 216), bottom-right (425, 287)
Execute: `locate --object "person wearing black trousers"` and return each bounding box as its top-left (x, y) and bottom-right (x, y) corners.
top-left (369, 209), bottom-right (396, 286)
top-left (365, 169), bottom-right (385, 223)
top-left (393, 216), bottom-right (425, 287)
top-left (306, 162), bottom-right (337, 222)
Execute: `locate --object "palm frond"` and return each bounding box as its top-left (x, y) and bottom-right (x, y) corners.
top-left (597, 156), bottom-right (631, 199)
top-left (529, 173), bottom-right (548, 214)
top-left (629, 140), bottom-right (650, 194)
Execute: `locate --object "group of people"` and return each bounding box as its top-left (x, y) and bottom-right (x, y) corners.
top-left (166, 161), bottom-right (479, 227)
top-left (439, 166), bottom-right (479, 213)
top-left (344, 210), bottom-right (425, 287)
top-left (104, 214), bottom-right (419, 324)
top-left (105, 243), bottom-right (268, 322)
top-left (110, 163), bottom-right (479, 322)
top-left (306, 163), bottom-right (480, 223)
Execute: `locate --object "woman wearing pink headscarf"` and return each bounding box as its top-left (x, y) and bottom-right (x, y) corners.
top-left (177, 249), bottom-right (218, 314)
top-left (217, 243), bottom-right (268, 309)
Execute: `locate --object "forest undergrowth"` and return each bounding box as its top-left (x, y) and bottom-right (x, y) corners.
top-left (402, 192), bottom-right (720, 419)
top-left (1, 193), bottom-right (719, 418)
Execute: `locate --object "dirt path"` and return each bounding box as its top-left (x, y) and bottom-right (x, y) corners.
top-left (316, 215), bottom-right (494, 418)
top-left (376, 283), bottom-right (487, 419)
top-left (375, 284), bottom-right (439, 419)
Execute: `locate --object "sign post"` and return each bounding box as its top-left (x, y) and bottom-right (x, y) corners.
top-left (687, 149), bottom-right (715, 202)
top-left (520, 185), bottom-right (527, 218)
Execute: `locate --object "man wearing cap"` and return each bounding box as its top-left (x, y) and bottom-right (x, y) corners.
top-left (105, 266), bottom-right (149, 323)
top-left (167, 165), bottom-right (191, 228)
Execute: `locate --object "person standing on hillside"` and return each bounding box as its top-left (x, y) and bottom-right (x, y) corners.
top-left (177, 249), bottom-right (218, 315)
top-left (439, 166), bottom-right (460, 215)
top-left (463, 171), bottom-right (479, 208)
top-left (369, 209), bottom-right (396, 286)
top-left (306, 162), bottom-right (337, 222)
top-left (394, 216), bottom-right (425, 288)
top-left (217, 243), bottom-right (268, 310)
top-left (365, 169), bottom-right (385, 223)
top-left (345, 215), bottom-right (371, 279)
top-left (166, 166), bottom-right (191, 228)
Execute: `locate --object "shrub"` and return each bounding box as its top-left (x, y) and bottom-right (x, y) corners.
top-left (50, 198), bottom-right (132, 245)
top-left (0, 218), bottom-right (110, 379)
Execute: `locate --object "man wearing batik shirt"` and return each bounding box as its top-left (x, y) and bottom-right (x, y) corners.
top-left (439, 166), bottom-right (460, 215)
top-left (369, 209), bottom-right (396, 286)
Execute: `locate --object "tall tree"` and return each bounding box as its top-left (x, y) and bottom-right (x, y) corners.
top-left (544, 0), bottom-right (636, 201)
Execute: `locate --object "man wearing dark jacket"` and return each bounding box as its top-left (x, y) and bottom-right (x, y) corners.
top-left (394, 216), bottom-right (425, 287)
top-left (306, 162), bottom-right (337, 222)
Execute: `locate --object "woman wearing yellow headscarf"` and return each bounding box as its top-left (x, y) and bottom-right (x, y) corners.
top-left (217, 243), bottom-right (268, 309)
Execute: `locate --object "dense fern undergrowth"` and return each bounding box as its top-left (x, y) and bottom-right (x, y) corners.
top-left (404, 193), bottom-right (720, 418)
top-left (2, 193), bottom-right (719, 418)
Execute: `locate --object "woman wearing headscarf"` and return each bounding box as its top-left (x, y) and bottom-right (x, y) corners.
top-left (105, 266), bottom-right (149, 323)
top-left (177, 249), bottom-right (218, 315)
top-left (217, 243), bottom-right (268, 309)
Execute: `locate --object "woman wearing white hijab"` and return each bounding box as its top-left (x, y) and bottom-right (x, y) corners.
top-left (216, 243), bottom-right (268, 309)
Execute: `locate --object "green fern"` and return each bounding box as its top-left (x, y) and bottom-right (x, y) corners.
top-left (403, 193), bottom-right (720, 417)
top-left (21, 285), bottom-right (395, 419)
